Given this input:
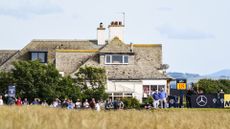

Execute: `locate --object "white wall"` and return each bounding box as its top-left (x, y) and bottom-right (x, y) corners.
top-left (106, 79), bottom-right (169, 103)
top-left (108, 26), bottom-right (124, 42)
top-left (97, 28), bottom-right (106, 45)
top-left (142, 80), bottom-right (167, 86)
top-left (106, 80), bottom-right (143, 102)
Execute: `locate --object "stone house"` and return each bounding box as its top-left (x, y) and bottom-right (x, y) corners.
top-left (0, 21), bottom-right (171, 102)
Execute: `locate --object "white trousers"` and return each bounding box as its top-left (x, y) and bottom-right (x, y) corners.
top-left (159, 98), bottom-right (167, 108)
top-left (153, 100), bottom-right (159, 109)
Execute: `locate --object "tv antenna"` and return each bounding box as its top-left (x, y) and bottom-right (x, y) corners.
top-left (116, 12), bottom-right (126, 26)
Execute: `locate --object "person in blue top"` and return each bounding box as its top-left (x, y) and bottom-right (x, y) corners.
top-left (159, 88), bottom-right (167, 108)
top-left (152, 90), bottom-right (160, 109)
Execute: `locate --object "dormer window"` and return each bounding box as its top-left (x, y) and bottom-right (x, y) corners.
top-left (30, 52), bottom-right (47, 63)
top-left (105, 54), bottom-right (128, 64)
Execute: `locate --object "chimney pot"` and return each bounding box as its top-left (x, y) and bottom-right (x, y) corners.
top-left (115, 21), bottom-right (118, 25)
top-left (99, 22), bottom-right (103, 28)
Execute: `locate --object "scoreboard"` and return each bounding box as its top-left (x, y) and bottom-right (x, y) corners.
top-left (176, 79), bottom-right (187, 90)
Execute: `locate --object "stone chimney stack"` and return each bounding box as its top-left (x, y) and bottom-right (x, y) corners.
top-left (108, 21), bottom-right (124, 42)
top-left (97, 22), bottom-right (106, 45)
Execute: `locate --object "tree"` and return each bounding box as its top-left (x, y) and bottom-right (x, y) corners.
top-left (194, 79), bottom-right (230, 94)
top-left (4, 60), bottom-right (82, 103)
top-left (11, 61), bottom-right (60, 102)
top-left (75, 66), bottom-right (108, 100)
top-left (56, 76), bottom-right (82, 101)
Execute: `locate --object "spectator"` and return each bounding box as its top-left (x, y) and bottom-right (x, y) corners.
top-left (23, 98), bottom-right (29, 105)
top-left (220, 89), bottom-right (224, 94)
top-left (67, 99), bottom-right (75, 109)
top-left (62, 99), bottom-right (68, 108)
top-left (186, 88), bottom-right (193, 108)
top-left (0, 95), bottom-right (4, 106)
top-left (41, 100), bottom-right (48, 106)
top-left (16, 97), bottom-right (22, 106)
top-left (32, 98), bottom-right (40, 105)
top-left (144, 102), bottom-right (151, 109)
top-left (89, 98), bottom-right (96, 109)
top-left (99, 99), bottom-right (105, 110)
top-left (152, 90), bottom-right (160, 109)
top-left (95, 100), bottom-right (100, 111)
top-left (105, 99), bottom-right (113, 110)
top-left (75, 99), bottom-right (82, 109)
top-left (118, 99), bottom-right (124, 109)
top-left (159, 88), bottom-right (167, 108)
top-left (52, 98), bottom-right (60, 107)
top-left (7, 96), bottom-right (16, 105)
top-left (83, 99), bottom-right (90, 109)
top-left (113, 99), bottom-right (119, 110)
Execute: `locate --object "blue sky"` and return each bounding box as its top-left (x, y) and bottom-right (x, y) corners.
top-left (0, 0), bottom-right (229, 75)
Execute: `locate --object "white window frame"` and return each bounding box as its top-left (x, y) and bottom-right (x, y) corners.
top-left (105, 54), bottom-right (129, 64)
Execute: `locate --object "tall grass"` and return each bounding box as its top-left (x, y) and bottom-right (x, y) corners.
top-left (0, 106), bottom-right (229, 129)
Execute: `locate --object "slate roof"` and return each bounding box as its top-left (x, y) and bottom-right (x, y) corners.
top-left (0, 38), bottom-right (170, 80)
top-left (0, 40), bottom-right (101, 71)
top-left (0, 50), bottom-right (18, 65)
top-left (70, 39), bottom-right (169, 80)
top-left (99, 37), bottom-right (132, 54)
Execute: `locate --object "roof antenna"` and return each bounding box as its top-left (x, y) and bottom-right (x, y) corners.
top-left (122, 12), bottom-right (125, 26)
top-left (116, 12), bottom-right (125, 26)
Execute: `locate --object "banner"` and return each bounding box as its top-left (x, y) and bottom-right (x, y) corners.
top-left (224, 94), bottom-right (230, 108)
top-left (8, 85), bottom-right (16, 97)
top-left (190, 94), bottom-right (224, 108)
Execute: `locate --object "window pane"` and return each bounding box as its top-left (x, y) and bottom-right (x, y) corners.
top-left (31, 52), bottom-right (47, 63)
top-left (38, 53), bottom-right (45, 62)
top-left (124, 55), bottom-right (128, 63)
top-left (158, 85), bottom-right (165, 91)
top-left (31, 53), bottom-right (37, 61)
top-left (105, 55), bottom-right (111, 63)
top-left (112, 55), bottom-right (122, 63)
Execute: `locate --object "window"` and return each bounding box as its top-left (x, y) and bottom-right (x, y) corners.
top-left (124, 55), bottom-right (128, 63)
top-left (105, 55), bottom-right (129, 64)
top-left (106, 55), bottom-right (111, 63)
top-left (30, 52), bottom-right (47, 63)
top-left (112, 55), bottom-right (123, 63)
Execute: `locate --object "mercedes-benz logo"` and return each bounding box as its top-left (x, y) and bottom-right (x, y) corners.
top-left (196, 95), bottom-right (208, 106)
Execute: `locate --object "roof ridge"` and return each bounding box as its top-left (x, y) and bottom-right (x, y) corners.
top-left (32, 39), bottom-right (97, 42)
top-left (0, 50), bottom-right (19, 51)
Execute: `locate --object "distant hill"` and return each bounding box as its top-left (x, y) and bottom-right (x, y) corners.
top-left (207, 69), bottom-right (230, 77)
top-left (167, 72), bottom-right (200, 79)
top-left (168, 70), bottom-right (230, 89)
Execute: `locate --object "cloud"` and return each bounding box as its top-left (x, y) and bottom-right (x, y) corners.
top-left (156, 25), bottom-right (215, 40)
top-left (0, 0), bottom-right (62, 19)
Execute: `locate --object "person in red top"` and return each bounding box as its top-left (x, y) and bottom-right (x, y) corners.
top-left (16, 97), bottom-right (22, 106)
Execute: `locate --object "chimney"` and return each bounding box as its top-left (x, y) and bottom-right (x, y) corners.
top-left (108, 21), bottom-right (124, 42)
top-left (97, 22), bottom-right (106, 45)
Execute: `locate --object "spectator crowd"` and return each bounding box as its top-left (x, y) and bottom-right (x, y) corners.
top-left (0, 95), bottom-right (125, 111)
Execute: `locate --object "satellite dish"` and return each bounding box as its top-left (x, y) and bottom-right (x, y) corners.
top-left (161, 64), bottom-right (169, 70)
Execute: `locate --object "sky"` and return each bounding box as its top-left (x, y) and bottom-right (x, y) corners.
top-left (0, 0), bottom-right (229, 75)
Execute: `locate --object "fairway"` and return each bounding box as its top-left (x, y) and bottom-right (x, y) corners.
top-left (0, 106), bottom-right (229, 129)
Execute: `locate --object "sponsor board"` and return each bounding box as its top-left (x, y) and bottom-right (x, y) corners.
top-left (191, 94), bottom-right (224, 108)
top-left (224, 94), bottom-right (230, 108)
